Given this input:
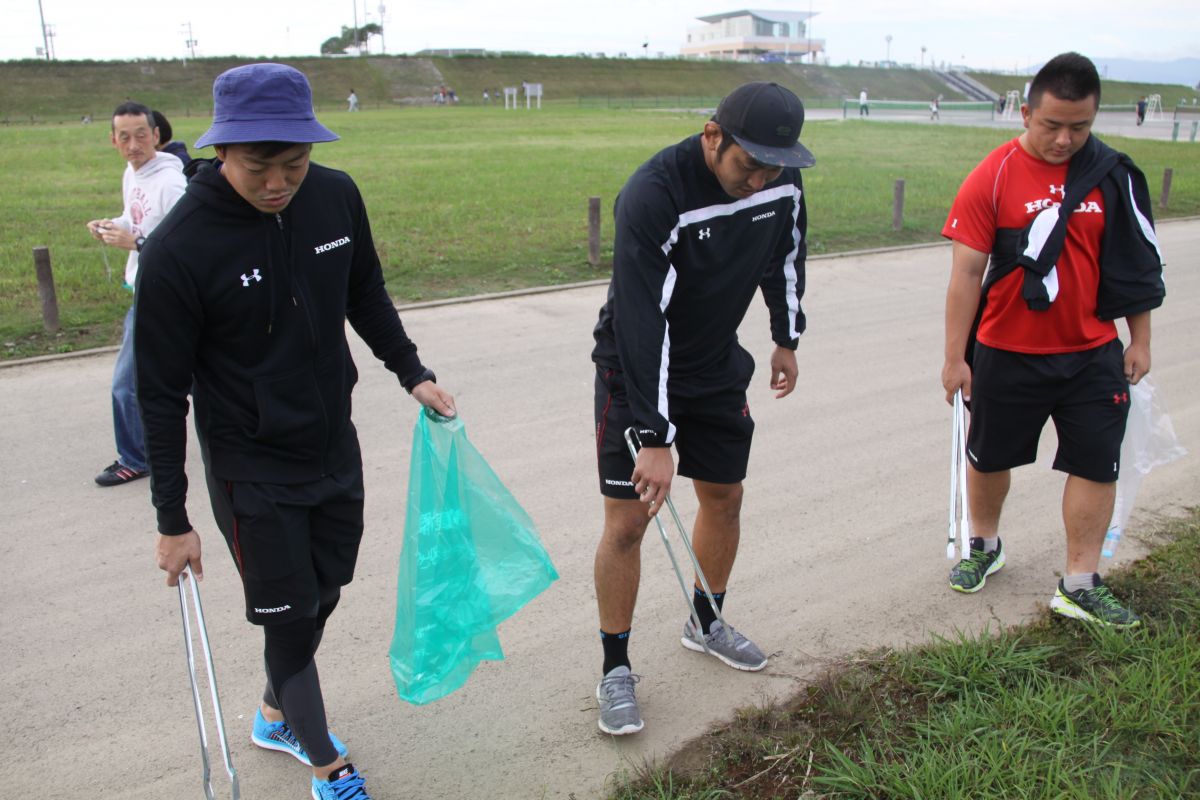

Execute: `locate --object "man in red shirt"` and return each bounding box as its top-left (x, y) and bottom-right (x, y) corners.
top-left (941, 52), bottom-right (1164, 627)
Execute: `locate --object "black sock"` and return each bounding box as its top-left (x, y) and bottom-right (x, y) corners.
top-left (600, 629), bottom-right (630, 675)
top-left (694, 588), bottom-right (726, 634)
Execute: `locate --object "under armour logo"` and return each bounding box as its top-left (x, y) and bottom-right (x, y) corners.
top-left (241, 269), bottom-right (262, 287)
top-left (698, 228), bottom-right (711, 240)
top-left (1112, 391), bottom-right (1129, 404)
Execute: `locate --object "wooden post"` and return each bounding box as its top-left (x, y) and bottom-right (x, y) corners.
top-left (892, 179), bottom-right (905, 232)
top-left (33, 246), bottom-right (60, 332)
top-left (588, 196), bottom-right (601, 266)
top-left (1160, 168), bottom-right (1173, 210)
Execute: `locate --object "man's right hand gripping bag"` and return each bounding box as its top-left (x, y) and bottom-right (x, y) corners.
top-left (390, 409), bottom-right (558, 705)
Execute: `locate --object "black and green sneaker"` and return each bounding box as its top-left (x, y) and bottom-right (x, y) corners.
top-left (949, 537), bottom-right (1005, 593)
top-left (1050, 575), bottom-right (1142, 628)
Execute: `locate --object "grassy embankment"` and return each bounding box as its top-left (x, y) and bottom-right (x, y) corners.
top-left (2, 107), bottom-right (1197, 359)
top-left (3, 54), bottom-right (1195, 122)
top-left (610, 509), bottom-right (1200, 799)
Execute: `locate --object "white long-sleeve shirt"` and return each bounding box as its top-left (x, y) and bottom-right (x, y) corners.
top-left (111, 152), bottom-right (186, 288)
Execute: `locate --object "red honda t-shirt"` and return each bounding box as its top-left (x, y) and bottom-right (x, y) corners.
top-left (943, 138), bottom-right (1117, 354)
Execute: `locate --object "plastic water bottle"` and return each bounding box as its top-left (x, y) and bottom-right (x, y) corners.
top-left (1102, 524), bottom-right (1121, 558)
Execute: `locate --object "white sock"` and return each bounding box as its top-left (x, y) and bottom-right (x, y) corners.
top-left (1063, 573), bottom-right (1097, 592)
top-left (982, 537), bottom-right (999, 554)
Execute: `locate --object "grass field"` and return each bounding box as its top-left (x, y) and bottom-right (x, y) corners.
top-left (2, 107), bottom-right (1198, 359)
top-left (609, 508), bottom-right (1200, 800)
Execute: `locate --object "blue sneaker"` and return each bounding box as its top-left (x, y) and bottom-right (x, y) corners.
top-left (251, 708), bottom-right (349, 766)
top-left (312, 764), bottom-right (372, 800)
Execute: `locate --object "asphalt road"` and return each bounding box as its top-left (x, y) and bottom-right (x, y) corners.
top-left (1, 221), bottom-right (1196, 800)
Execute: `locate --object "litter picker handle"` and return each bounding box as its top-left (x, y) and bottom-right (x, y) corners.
top-left (947, 390), bottom-right (960, 559)
top-left (622, 427), bottom-right (727, 651)
top-left (177, 565), bottom-right (241, 800)
top-left (954, 391), bottom-right (971, 560)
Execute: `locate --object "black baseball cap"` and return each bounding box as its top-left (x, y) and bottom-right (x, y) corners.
top-left (712, 82), bottom-right (815, 169)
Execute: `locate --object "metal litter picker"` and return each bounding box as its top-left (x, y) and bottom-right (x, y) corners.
top-left (623, 427), bottom-right (728, 656)
top-left (176, 565), bottom-right (241, 799)
top-left (947, 389), bottom-right (971, 560)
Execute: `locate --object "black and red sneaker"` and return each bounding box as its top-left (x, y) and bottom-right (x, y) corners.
top-left (94, 460), bottom-right (148, 487)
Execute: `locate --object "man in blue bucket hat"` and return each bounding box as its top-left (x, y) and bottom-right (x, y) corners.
top-left (134, 63), bottom-right (456, 800)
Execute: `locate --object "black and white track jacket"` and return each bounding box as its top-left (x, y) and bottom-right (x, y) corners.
top-left (592, 134), bottom-right (808, 448)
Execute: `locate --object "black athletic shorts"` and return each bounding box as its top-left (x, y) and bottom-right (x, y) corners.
top-left (594, 365), bottom-right (755, 499)
top-left (206, 454), bottom-right (365, 625)
top-left (968, 339), bottom-right (1129, 483)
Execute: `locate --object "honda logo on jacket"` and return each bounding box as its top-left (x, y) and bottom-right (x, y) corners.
top-left (314, 236), bottom-right (351, 255)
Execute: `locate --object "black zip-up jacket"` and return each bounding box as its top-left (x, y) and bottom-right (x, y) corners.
top-left (592, 134), bottom-right (807, 447)
top-left (135, 159), bottom-right (429, 535)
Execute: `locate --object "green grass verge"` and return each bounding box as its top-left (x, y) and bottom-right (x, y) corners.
top-left (608, 508), bottom-right (1200, 800)
top-left (2, 108), bottom-right (1198, 359)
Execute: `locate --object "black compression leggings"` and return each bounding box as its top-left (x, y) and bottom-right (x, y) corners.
top-left (262, 591), bottom-right (341, 767)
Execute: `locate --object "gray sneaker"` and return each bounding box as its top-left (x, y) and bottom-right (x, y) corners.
top-left (681, 618), bottom-right (768, 671)
top-left (596, 666), bottom-right (644, 735)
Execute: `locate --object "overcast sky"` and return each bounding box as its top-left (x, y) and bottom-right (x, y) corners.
top-left (3, 0), bottom-right (1196, 74)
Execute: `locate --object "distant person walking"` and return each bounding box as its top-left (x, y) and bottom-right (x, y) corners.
top-left (859, 88), bottom-right (869, 116)
top-left (590, 82), bottom-right (814, 735)
top-left (1136, 96), bottom-right (1147, 126)
top-left (347, 88), bottom-right (360, 112)
top-left (941, 52), bottom-right (1164, 628)
top-left (152, 110), bottom-right (191, 167)
top-left (930, 96), bottom-right (941, 121)
top-left (85, 101), bottom-right (185, 488)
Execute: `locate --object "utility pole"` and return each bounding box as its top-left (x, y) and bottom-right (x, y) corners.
top-left (183, 21), bottom-right (197, 61)
top-left (378, 3), bottom-right (386, 53)
top-left (36, 0), bottom-right (50, 60)
top-left (352, 0), bottom-right (359, 53)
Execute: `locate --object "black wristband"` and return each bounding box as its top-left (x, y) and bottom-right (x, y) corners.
top-left (135, 236), bottom-right (147, 251)
top-left (403, 366), bottom-right (436, 394)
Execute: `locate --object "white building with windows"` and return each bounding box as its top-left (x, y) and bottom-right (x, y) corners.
top-left (682, 9), bottom-right (823, 62)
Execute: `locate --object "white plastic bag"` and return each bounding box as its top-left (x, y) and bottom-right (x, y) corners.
top-left (1104, 376), bottom-right (1187, 557)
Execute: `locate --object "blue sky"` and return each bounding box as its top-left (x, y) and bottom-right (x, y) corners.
top-left (3, 0), bottom-right (1196, 80)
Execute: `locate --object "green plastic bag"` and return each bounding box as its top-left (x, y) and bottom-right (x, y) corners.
top-left (390, 409), bottom-right (558, 705)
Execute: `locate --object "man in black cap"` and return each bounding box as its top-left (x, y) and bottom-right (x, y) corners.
top-left (590, 81), bottom-right (814, 735)
top-left (136, 63), bottom-right (455, 800)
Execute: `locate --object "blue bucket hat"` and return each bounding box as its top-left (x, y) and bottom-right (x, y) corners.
top-left (194, 63), bottom-right (339, 149)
